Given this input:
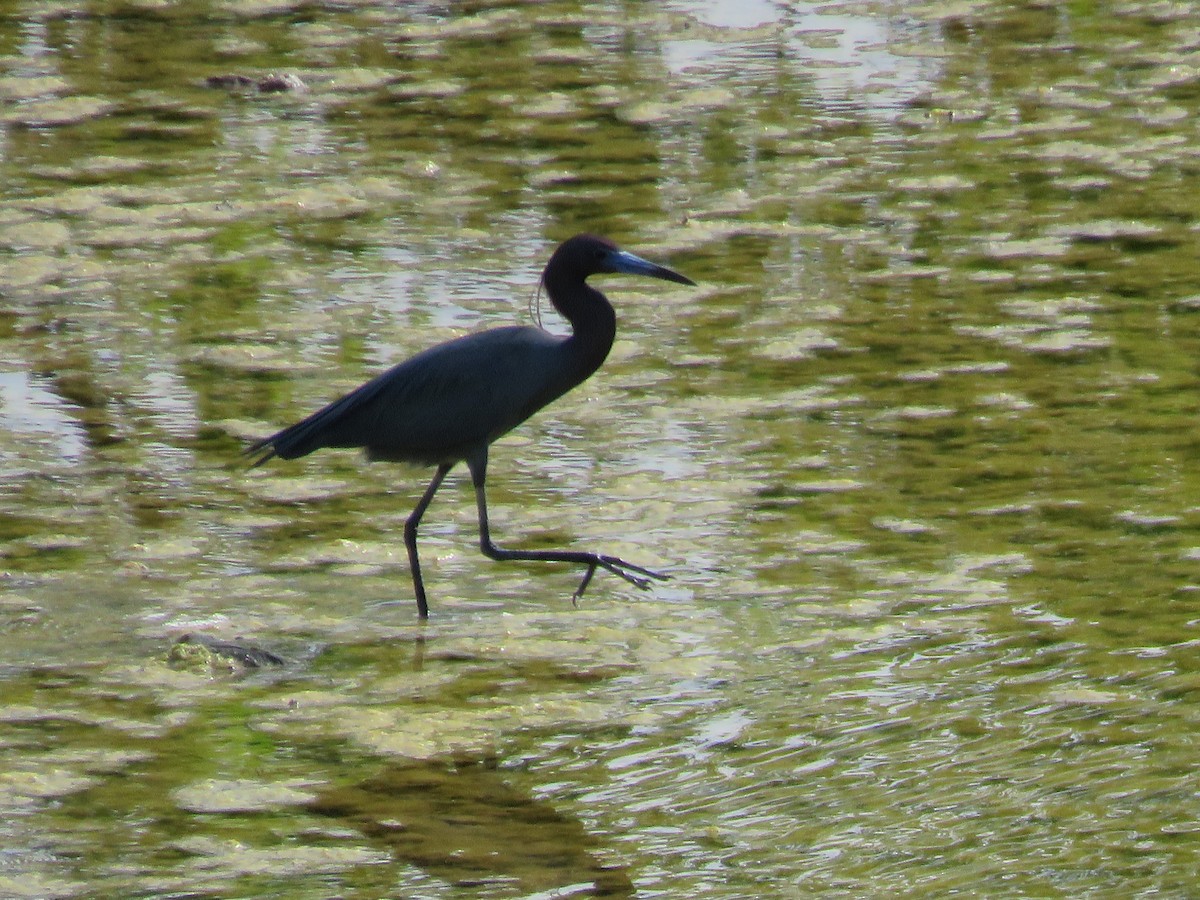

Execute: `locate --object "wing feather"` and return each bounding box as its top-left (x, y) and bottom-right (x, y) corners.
top-left (246, 327), bottom-right (573, 467)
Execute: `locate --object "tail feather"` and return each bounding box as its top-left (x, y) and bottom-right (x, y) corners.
top-left (242, 436), bottom-right (279, 469)
top-left (242, 369), bottom-right (394, 467)
top-left (242, 412), bottom-right (331, 468)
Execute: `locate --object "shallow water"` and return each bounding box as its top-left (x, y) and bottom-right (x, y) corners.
top-left (3, 0), bottom-right (1200, 896)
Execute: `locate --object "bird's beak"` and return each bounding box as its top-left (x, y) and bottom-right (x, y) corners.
top-left (609, 250), bottom-right (696, 287)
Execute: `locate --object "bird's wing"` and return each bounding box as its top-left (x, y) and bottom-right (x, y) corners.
top-left (247, 327), bottom-right (571, 466)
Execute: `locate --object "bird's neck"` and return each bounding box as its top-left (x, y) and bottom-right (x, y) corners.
top-left (545, 277), bottom-right (617, 380)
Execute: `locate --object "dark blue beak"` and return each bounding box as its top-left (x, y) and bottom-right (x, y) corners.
top-left (607, 249), bottom-right (696, 286)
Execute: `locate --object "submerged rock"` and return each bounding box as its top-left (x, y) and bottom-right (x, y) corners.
top-left (167, 633), bottom-right (285, 675)
top-left (205, 72), bottom-right (307, 93)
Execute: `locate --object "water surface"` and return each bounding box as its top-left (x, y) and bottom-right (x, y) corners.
top-left (2, 1), bottom-right (1200, 896)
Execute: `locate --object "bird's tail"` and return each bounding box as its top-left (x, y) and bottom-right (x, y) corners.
top-left (242, 387), bottom-right (361, 467)
top-left (242, 364), bottom-right (393, 468)
top-left (242, 435), bottom-right (279, 469)
top-left (242, 417), bottom-right (325, 467)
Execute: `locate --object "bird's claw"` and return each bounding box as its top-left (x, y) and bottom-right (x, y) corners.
top-left (572, 554), bottom-right (669, 605)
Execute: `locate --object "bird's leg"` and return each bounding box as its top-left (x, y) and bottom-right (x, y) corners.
top-left (466, 453), bottom-right (668, 603)
top-left (572, 563), bottom-right (597, 606)
top-left (405, 463), bottom-right (452, 620)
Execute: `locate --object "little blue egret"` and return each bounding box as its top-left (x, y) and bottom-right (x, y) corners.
top-left (246, 234), bottom-right (695, 619)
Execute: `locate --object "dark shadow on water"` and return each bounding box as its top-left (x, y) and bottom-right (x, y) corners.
top-left (308, 758), bottom-right (635, 896)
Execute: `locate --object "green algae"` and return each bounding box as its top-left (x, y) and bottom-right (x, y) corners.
top-left (2, 0), bottom-right (1200, 896)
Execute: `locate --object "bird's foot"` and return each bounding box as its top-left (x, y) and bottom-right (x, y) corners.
top-left (572, 554), bottom-right (669, 604)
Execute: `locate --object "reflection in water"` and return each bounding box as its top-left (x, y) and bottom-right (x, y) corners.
top-left (663, 0), bottom-right (940, 117)
top-left (786, 8), bottom-right (939, 114)
top-left (3, 0), bottom-right (1200, 896)
top-left (309, 760), bottom-right (634, 896)
top-left (0, 370), bottom-right (86, 463)
top-left (681, 0), bottom-right (780, 30)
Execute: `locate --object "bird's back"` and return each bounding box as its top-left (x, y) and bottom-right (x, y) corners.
top-left (249, 326), bottom-right (580, 467)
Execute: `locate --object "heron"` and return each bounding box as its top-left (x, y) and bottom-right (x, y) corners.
top-left (246, 234), bottom-right (696, 619)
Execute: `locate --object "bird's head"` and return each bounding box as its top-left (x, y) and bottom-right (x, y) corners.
top-left (552, 234), bottom-right (696, 286)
